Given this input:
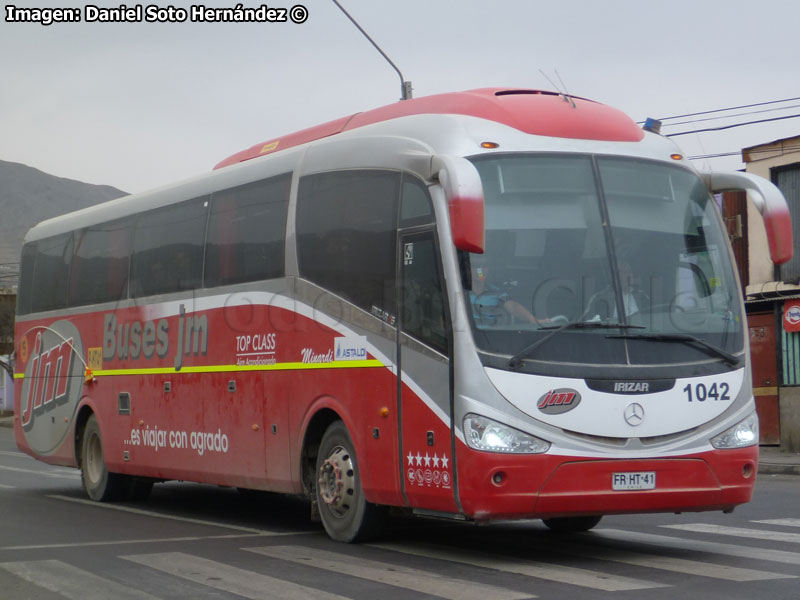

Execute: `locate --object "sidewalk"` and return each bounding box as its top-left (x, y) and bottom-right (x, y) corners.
top-left (1, 414), bottom-right (798, 474)
top-left (758, 446), bottom-right (800, 476)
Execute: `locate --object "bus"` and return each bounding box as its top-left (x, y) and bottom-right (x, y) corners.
top-left (14, 88), bottom-right (793, 542)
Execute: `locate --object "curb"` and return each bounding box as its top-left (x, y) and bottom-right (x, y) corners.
top-left (758, 463), bottom-right (800, 476)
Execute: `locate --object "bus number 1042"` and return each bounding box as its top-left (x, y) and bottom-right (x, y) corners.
top-left (682, 382), bottom-right (731, 402)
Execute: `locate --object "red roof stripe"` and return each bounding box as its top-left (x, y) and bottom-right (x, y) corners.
top-left (214, 88), bottom-right (644, 169)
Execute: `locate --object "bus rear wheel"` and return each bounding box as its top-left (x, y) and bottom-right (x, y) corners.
top-left (315, 421), bottom-right (384, 542)
top-left (80, 414), bottom-right (131, 502)
top-left (542, 515), bottom-right (603, 532)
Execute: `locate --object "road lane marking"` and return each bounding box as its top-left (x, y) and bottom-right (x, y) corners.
top-left (0, 533), bottom-right (270, 551)
top-left (593, 529), bottom-right (800, 566)
top-left (662, 523), bottom-right (800, 544)
top-left (0, 559), bottom-right (160, 600)
top-left (0, 464), bottom-right (79, 479)
top-left (0, 450), bottom-right (29, 458)
top-left (246, 545), bottom-right (535, 600)
top-left (49, 494), bottom-right (307, 535)
top-left (370, 541), bottom-right (666, 591)
top-left (123, 552), bottom-right (350, 600)
top-left (0, 483), bottom-right (14, 489)
top-left (752, 519), bottom-right (800, 528)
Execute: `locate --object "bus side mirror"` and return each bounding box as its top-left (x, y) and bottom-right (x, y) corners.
top-left (432, 155), bottom-right (485, 253)
top-left (705, 171), bottom-right (793, 265)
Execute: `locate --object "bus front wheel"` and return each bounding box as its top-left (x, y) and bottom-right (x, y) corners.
top-left (80, 414), bottom-right (130, 502)
top-left (315, 421), bottom-right (384, 542)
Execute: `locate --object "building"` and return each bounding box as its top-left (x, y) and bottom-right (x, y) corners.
top-left (727, 134), bottom-right (800, 451)
top-left (0, 355), bottom-right (12, 413)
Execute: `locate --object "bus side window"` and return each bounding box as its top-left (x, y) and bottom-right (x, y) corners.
top-left (30, 233), bottom-right (73, 313)
top-left (69, 219), bottom-right (132, 306)
top-left (296, 170), bottom-right (400, 320)
top-left (204, 173), bottom-right (291, 287)
top-left (402, 234), bottom-right (448, 354)
top-left (131, 197), bottom-right (208, 297)
top-left (400, 177), bottom-right (433, 226)
top-left (16, 242), bottom-right (37, 315)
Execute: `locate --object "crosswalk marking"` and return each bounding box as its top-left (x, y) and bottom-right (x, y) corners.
top-left (753, 519), bottom-right (800, 528)
top-left (662, 523), bottom-right (800, 544)
top-left (370, 541), bottom-right (666, 591)
top-left (594, 528), bottom-right (800, 566)
top-left (551, 542), bottom-right (794, 581)
top-left (0, 559), bottom-right (160, 600)
top-left (123, 551), bottom-right (350, 600)
top-left (4, 522), bottom-right (800, 599)
top-left (246, 545), bottom-right (534, 600)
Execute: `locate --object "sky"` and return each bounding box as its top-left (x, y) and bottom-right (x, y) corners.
top-left (2, 0), bottom-right (799, 194)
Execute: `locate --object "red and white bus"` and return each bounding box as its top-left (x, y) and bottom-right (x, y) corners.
top-left (14, 88), bottom-right (792, 542)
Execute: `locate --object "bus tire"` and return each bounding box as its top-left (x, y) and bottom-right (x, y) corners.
top-left (80, 415), bottom-right (129, 502)
top-left (542, 515), bottom-right (603, 532)
top-left (315, 421), bottom-right (384, 542)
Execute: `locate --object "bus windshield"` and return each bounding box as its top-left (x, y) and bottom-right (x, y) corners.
top-left (467, 154), bottom-right (743, 374)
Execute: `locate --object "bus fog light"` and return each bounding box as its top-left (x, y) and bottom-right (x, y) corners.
top-left (464, 414), bottom-right (550, 454)
top-left (711, 412), bottom-right (759, 449)
top-left (492, 471), bottom-right (506, 486)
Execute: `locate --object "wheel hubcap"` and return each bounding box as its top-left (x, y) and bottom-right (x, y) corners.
top-left (318, 445), bottom-right (355, 517)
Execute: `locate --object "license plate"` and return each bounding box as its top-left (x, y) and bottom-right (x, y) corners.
top-left (612, 471), bottom-right (656, 490)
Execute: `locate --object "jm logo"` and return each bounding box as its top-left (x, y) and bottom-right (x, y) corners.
top-left (624, 402), bottom-right (645, 426)
top-left (21, 332), bottom-right (75, 429)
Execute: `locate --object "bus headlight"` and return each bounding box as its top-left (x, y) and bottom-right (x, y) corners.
top-left (464, 414), bottom-right (550, 454)
top-left (710, 412), bottom-right (759, 449)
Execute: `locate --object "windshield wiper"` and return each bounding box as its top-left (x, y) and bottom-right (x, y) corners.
top-left (606, 333), bottom-right (742, 367)
top-left (507, 321), bottom-right (644, 369)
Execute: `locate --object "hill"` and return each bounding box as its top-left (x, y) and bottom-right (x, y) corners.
top-left (0, 160), bottom-right (127, 287)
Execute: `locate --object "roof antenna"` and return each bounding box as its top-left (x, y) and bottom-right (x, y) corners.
top-left (331, 0), bottom-right (413, 100)
top-left (555, 70), bottom-right (576, 108)
top-left (538, 69), bottom-right (576, 108)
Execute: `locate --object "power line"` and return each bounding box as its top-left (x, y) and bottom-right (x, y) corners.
top-left (687, 144), bottom-right (800, 161)
top-left (663, 103), bottom-right (800, 127)
top-left (638, 95), bottom-right (800, 123)
top-left (666, 113), bottom-right (800, 137)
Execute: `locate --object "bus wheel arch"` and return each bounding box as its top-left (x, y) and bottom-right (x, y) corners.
top-left (78, 412), bottom-right (134, 502)
top-left (300, 408), bottom-right (341, 501)
top-left (73, 404), bottom-right (95, 468)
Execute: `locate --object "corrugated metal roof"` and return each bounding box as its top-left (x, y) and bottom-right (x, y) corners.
top-left (746, 293), bottom-right (800, 304)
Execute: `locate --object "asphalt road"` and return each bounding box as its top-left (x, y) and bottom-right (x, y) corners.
top-left (1, 425), bottom-right (798, 600)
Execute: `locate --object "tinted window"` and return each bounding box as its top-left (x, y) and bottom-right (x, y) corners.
top-left (204, 174), bottom-right (291, 287)
top-left (69, 219), bottom-right (132, 306)
top-left (30, 233), bottom-right (73, 313)
top-left (400, 177), bottom-right (433, 226)
top-left (17, 243), bottom-right (36, 315)
top-left (402, 233), bottom-right (448, 354)
top-left (297, 170), bottom-right (399, 318)
top-left (131, 197), bottom-right (208, 297)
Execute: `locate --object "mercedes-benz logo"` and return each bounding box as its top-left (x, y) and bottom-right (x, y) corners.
top-left (624, 402), bottom-right (645, 426)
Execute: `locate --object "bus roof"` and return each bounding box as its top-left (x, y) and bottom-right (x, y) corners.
top-left (214, 88), bottom-right (644, 169)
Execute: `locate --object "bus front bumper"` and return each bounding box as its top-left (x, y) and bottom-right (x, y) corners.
top-left (457, 446), bottom-right (758, 521)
